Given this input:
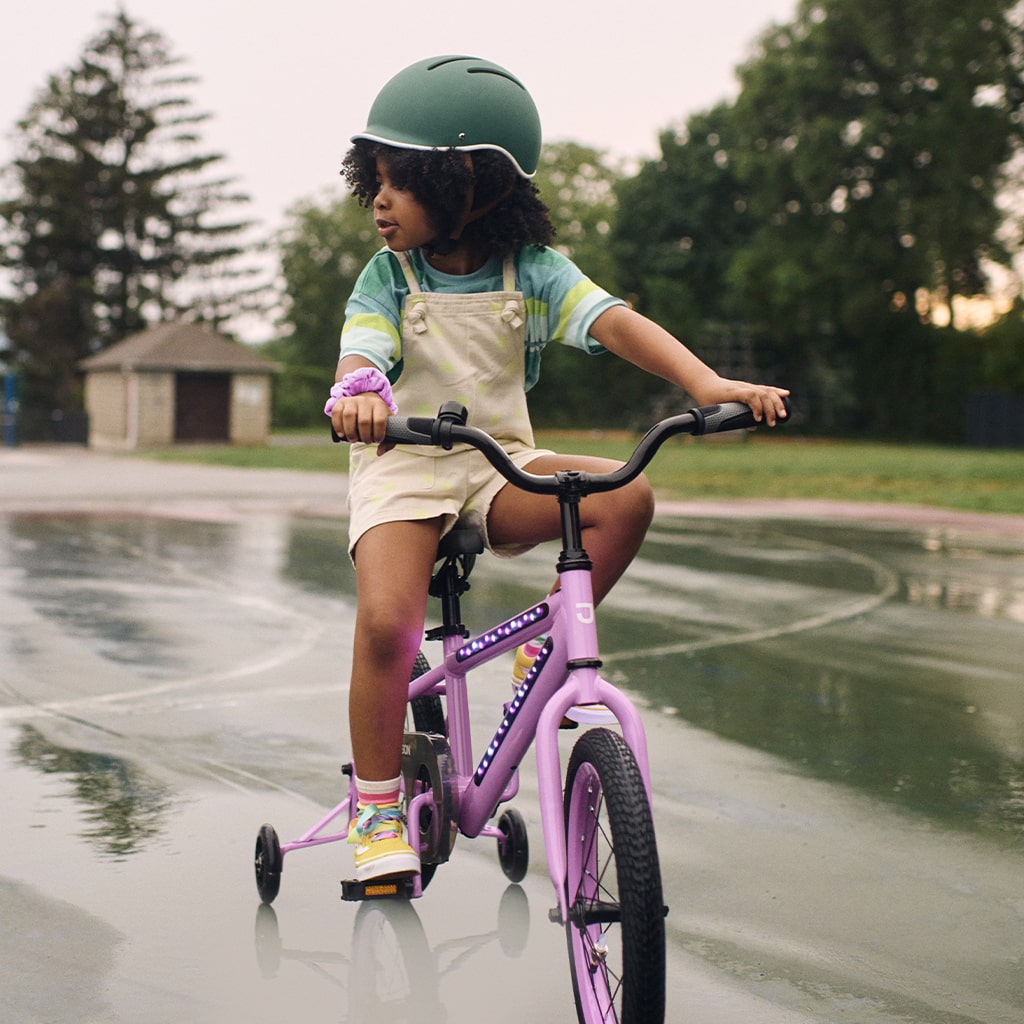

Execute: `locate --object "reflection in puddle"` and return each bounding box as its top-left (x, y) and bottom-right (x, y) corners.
top-left (254, 883), bottom-right (530, 1019)
top-left (902, 563), bottom-right (1024, 621)
top-left (1, 513), bottom-right (334, 687)
top-left (4, 516), bottom-right (206, 675)
top-left (13, 724), bottom-right (171, 857)
top-left (598, 519), bottom-right (1024, 848)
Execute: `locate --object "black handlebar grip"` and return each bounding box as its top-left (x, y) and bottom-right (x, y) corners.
top-left (692, 397), bottom-right (791, 435)
top-left (383, 416), bottom-right (435, 445)
top-left (331, 416), bottom-right (435, 445)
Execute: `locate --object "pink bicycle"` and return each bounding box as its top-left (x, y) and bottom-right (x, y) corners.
top-left (254, 398), bottom-right (789, 1023)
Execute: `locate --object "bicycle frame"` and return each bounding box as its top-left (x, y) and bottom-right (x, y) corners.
top-left (405, 565), bottom-right (653, 924)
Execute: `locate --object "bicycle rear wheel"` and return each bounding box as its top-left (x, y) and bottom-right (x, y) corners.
top-left (563, 728), bottom-right (665, 1023)
top-left (407, 649), bottom-right (443, 890)
top-left (409, 650), bottom-right (444, 734)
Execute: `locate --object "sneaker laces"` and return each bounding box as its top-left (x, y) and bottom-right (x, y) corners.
top-left (351, 803), bottom-right (403, 843)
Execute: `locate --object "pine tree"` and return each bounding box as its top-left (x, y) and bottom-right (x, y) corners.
top-left (0, 8), bottom-right (264, 436)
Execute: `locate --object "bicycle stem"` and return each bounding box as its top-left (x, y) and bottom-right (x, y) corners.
top-left (554, 472), bottom-right (592, 573)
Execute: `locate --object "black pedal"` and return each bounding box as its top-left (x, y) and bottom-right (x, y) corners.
top-left (340, 877), bottom-right (416, 901)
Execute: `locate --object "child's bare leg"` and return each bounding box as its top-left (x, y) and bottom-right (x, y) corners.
top-left (349, 518), bottom-right (443, 781)
top-left (486, 453), bottom-right (655, 603)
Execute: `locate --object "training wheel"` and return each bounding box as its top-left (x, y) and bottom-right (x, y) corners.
top-left (254, 823), bottom-right (283, 904)
top-left (496, 807), bottom-right (529, 883)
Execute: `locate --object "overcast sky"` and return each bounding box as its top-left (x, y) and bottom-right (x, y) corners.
top-left (2, 0), bottom-right (797, 234)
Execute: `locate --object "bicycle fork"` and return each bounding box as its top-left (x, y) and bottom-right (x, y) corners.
top-left (532, 566), bottom-right (654, 925)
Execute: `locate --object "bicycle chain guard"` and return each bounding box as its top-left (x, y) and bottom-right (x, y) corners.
top-left (401, 731), bottom-right (460, 864)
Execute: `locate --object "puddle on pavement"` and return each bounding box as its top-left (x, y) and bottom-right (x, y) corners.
top-left (612, 518), bottom-right (1024, 847)
top-left (2, 507), bottom-right (1023, 1023)
top-left (12, 723), bottom-right (172, 858)
top-left (2, 510), bottom-right (1023, 853)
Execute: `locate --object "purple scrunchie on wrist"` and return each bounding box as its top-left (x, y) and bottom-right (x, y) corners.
top-left (323, 367), bottom-right (398, 416)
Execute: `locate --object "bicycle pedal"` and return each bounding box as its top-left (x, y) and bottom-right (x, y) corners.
top-left (340, 877), bottom-right (416, 901)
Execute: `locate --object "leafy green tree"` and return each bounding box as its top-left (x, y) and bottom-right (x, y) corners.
top-left (527, 142), bottom-right (665, 427)
top-left (613, 105), bottom-right (757, 354)
top-left (976, 300), bottom-right (1024, 392)
top-left (533, 141), bottom-right (622, 291)
top-left (274, 193), bottom-right (381, 369)
top-left (726, 0), bottom-right (1024, 432)
top-left (0, 8), bottom-right (262, 435)
top-left (268, 192), bottom-right (380, 426)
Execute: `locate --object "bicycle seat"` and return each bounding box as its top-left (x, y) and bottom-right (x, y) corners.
top-left (436, 526), bottom-right (485, 561)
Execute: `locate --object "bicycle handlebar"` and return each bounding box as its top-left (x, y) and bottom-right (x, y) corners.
top-left (367, 398), bottom-right (792, 497)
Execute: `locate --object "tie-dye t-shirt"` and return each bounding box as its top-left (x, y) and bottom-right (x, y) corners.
top-left (339, 246), bottom-right (624, 390)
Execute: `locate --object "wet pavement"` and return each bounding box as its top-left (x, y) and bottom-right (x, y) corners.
top-left (1, 446), bottom-right (1023, 1023)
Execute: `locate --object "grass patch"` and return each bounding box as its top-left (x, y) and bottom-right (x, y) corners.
top-left (138, 437), bottom-right (347, 473)
top-left (136, 431), bottom-right (1024, 517)
top-left (541, 433), bottom-right (1024, 515)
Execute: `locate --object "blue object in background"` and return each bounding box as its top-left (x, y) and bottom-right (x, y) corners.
top-left (3, 371), bottom-right (18, 447)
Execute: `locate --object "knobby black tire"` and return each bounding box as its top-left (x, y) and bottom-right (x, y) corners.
top-left (409, 650), bottom-right (445, 734)
top-left (563, 728), bottom-right (665, 1024)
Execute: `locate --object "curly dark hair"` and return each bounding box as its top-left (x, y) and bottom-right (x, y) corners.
top-left (341, 140), bottom-right (555, 257)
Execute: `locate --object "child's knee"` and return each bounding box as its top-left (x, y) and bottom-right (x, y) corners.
top-left (591, 473), bottom-right (653, 537)
top-left (622, 473), bottom-right (655, 531)
top-left (356, 598), bottom-right (424, 659)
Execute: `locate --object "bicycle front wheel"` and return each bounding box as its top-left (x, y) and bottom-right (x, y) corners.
top-left (563, 728), bottom-right (665, 1024)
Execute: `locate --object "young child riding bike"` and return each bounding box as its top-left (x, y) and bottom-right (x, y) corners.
top-left (327, 55), bottom-right (789, 882)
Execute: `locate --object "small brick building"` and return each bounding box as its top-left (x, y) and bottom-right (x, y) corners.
top-left (79, 323), bottom-right (279, 450)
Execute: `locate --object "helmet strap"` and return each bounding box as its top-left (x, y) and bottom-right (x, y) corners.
top-left (426, 153), bottom-right (513, 256)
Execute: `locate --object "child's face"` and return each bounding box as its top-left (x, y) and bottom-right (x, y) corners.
top-left (372, 156), bottom-right (436, 252)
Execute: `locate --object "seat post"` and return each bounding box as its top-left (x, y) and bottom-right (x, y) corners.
top-left (435, 557), bottom-right (469, 638)
top-left (425, 528), bottom-right (483, 642)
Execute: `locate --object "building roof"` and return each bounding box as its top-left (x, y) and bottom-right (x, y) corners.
top-left (79, 323), bottom-right (280, 374)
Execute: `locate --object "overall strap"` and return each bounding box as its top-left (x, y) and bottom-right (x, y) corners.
top-left (395, 251), bottom-right (422, 294)
top-left (502, 255), bottom-right (516, 292)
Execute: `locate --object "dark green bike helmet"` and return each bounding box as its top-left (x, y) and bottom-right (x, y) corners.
top-left (352, 55), bottom-right (542, 178)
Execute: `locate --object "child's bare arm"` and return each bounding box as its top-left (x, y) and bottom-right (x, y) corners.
top-left (590, 305), bottom-right (790, 426)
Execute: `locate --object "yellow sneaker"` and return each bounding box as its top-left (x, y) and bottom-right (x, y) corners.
top-left (348, 803), bottom-right (420, 881)
top-left (513, 638), bottom-right (616, 726)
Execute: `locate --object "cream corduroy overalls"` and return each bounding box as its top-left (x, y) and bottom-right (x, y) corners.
top-left (346, 251), bottom-right (553, 557)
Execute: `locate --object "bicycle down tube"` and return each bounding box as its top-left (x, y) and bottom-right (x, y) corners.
top-left (411, 592), bottom-right (650, 795)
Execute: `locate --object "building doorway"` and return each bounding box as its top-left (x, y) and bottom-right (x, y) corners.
top-left (175, 372), bottom-right (230, 442)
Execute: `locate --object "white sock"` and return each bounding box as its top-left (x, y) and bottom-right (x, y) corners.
top-left (355, 774), bottom-right (402, 808)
